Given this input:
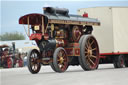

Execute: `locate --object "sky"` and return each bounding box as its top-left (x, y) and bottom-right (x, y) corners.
top-left (1, 0), bottom-right (128, 40)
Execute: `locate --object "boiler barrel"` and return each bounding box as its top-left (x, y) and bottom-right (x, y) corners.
top-left (38, 39), bottom-right (67, 51)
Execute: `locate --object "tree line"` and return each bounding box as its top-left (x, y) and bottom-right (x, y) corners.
top-left (0, 32), bottom-right (25, 41)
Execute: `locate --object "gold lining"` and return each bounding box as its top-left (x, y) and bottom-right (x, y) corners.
top-left (48, 19), bottom-right (100, 26)
top-left (51, 24), bottom-right (54, 37)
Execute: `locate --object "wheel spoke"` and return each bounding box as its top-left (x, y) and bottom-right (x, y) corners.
top-left (87, 38), bottom-right (92, 48)
top-left (31, 54), bottom-right (34, 58)
top-left (91, 48), bottom-right (97, 51)
top-left (62, 51), bottom-right (65, 57)
top-left (35, 64), bottom-right (38, 70)
top-left (33, 53), bottom-right (36, 57)
top-left (34, 65), bottom-right (37, 70)
top-left (32, 65), bottom-right (35, 70)
top-left (90, 55), bottom-right (97, 58)
top-left (87, 41), bottom-right (90, 48)
top-left (88, 57), bottom-right (95, 65)
top-left (57, 51), bottom-right (61, 57)
top-left (90, 40), bottom-right (94, 46)
top-left (85, 45), bottom-right (88, 50)
top-left (60, 50), bottom-right (63, 57)
top-left (85, 55), bottom-right (90, 61)
top-left (34, 53), bottom-right (37, 58)
top-left (85, 56), bottom-right (91, 65)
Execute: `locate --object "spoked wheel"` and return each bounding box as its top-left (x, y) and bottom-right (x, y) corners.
top-left (50, 47), bottom-right (69, 73)
top-left (113, 55), bottom-right (125, 68)
top-left (27, 49), bottom-right (41, 74)
top-left (79, 35), bottom-right (99, 70)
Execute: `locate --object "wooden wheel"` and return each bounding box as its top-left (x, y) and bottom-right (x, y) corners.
top-left (79, 35), bottom-right (99, 70)
top-left (50, 47), bottom-right (69, 73)
top-left (27, 49), bottom-right (41, 74)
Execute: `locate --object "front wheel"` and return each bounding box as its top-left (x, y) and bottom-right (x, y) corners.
top-left (79, 35), bottom-right (99, 71)
top-left (27, 49), bottom-right (41, 74)
top-left (50, 47), bottom-right (69, 73)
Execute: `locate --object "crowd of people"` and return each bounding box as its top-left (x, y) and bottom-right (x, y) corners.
top-left (0, 46), bottom-right (27, 68)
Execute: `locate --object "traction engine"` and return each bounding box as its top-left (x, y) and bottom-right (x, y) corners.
top-left (19, 7), bottom-right (100, 73)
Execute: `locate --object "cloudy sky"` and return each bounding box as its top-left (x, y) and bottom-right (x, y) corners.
top-left (1, 0), bottom-right (128, 40)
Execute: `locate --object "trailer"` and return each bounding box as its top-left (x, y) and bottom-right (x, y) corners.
top-left (78, 7), bottom-right (128, 68)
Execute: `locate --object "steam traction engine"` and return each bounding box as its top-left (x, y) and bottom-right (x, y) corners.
top-left (19, 7), bottom-right (100, 73)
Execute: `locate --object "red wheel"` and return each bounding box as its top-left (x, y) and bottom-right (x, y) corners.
top-left (50, 47), bottom-right (69, 73)
top-left (7, 58), bottom-right (13, 68)
top-left (79, 35), bottom-right (99, 70)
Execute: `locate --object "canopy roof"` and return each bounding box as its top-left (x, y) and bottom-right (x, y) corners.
top-left (19, 13), bottom-right (48, 25)
top-left (19, 13), bottom-right (100, 26)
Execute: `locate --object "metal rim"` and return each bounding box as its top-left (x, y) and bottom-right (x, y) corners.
top-left (56, 49), bottom-right (68, 72)
top-left (84, 36), bottom-right (99, 69)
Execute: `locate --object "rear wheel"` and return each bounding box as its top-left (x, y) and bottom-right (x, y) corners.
top-left (27, 49), bottom-right (41, 74)
top-left (113, 55), bottom-right (125, 68)
top-left (50, 47), bottom-right (69, 73)
top-left (79, 35), bottom-right (99, 70)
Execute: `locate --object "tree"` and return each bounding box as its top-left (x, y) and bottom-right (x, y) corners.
top-left (0, 32), bottom-right (25, 41)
